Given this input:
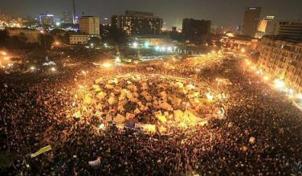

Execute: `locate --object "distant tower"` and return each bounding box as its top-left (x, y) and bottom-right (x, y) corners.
top-left (72, 0), bottom-right (76, 24)
top-left (242, 7), bottom-right (262, 37)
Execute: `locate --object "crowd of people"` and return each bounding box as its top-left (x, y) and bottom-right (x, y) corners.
top-left (0, 53), bottom-right (302, 175)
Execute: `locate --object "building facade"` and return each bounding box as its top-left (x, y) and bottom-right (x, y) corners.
top-left (39, 13), bottom-right (55, 26)
top-left (277, 21), bottom-right (302, 39)
top-left (111, 11), bottom-right (163, 36)
top-left (69, 34), bottom-right (90, 45)
top-left (256, 16), bottom-right (278, 38)
top-left (182, 18), bottom-right (211, 44)
top-left (257, 36), bottom-right (302, 91)
top-left (242, 7), bottom-right (261, 37)
top-left (221, 35), bottom-right (258, 52)
top-left (79, 16), bottom-right (100, 36)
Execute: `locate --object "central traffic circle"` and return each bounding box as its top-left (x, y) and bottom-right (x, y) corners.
top-left (70, 73), bottom-right (223, 134)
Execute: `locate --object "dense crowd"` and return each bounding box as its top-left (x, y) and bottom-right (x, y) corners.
top-left (1, 54), bottom-right (302, 175)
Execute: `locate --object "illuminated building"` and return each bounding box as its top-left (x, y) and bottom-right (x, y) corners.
top-left (256, 16), bottom-right (278, 38)
top-left (242, 7), bottom-right (261, 37)
top-left (182, 18), bottom-right (211, 44)
top-left (221, 34), bottom-right (258, 51)
top-left (69, 34), bottom-right (90, 45)
top-left (39, 13), bottom-right (55, 26)
top-left (79, 16), bottom-right (100, 36)
top-left (111, 11), bottom-right (163, 36)
top-left (257, 36), bottom-right (302, 91)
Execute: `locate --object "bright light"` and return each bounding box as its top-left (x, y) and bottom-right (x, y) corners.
top-left (263, 75), bottom-right (270, 81)
top-left (1, 51), bottom-right (7, 56)
top-left (81, 70), bottom-right (88, 75)
top-left (245, 59), bottom-right (251, 66)
top-left (132, 42), bottom-right (138, 48)
top-left (241, 48), bottom-right (246, 53)
top-left (50, 67), bottom-right (57, 72)
top-left (160, 46), bottom-right (167, 52)
top-left (206, 92), bottom-right (214, 101)
top-left (54, 41), bottom-right (60, 46)
top-left (115, 56), bottom-right (121, 63)
top-left (251, 65), bottom-right (257, 71)
top-left (144, 42), bottom-right (149, 48)
top-left (55, 22), bottom-right (61, 26)
top-left (102, 62), bottom-right (113, 68)
top-left (167, 46), bottom-right (173, 52)
top-left (256, 69), bottom-right (263, 75)
top-left (98, 124), bottom-right (106, 130)
top-left (274, 79), bottom-right (286, 90)
top-left (30, 66), bottom-right (36, 71)
top-left (226, 33), bottom-right (235, 37)
top-left (90, 43), bottom-right (95, 48)
top-left (296, 93), bottom-right (302, 100)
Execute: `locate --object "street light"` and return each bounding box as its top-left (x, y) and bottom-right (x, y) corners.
top-left (1, 51), bottom-right (7, 56)
top-left (30, 66), bottom-right (36, 71)
top-left (102, 62), bottom-right (113, 68)
top-left (50, 67), bottom-right (57, 72)
top-left (132, 42), bottom-right (138, 49)
top-left (274, 79), bottom-right (286, 90)
top-left (54, 41), bottom-right (61, 46)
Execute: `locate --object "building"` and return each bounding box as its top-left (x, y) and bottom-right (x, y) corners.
top-left (277, 21), bottom-right (302, 39)
top-left (7, 28), bottom-right (40, 43)
top-left (69, 34), bottom-right (90, 45)
top-left (182, 18), bottom-right (211, 44)
top-left (256, 16), bottom-right (278, 38)
top-left (62, 11), bottom-right (73, 24)
top-left (111, 11), bottom-right (163, 36)
top-left (221, 34), bottom-right (258, 52)
top-left (257, 36), bottom-right (302, 91)
top-left (242, 7), bottom-right (261, 37)
top-left (79, 16), bottom-right (100, 36)
top-left (39, 13), bottom-right (55, 26)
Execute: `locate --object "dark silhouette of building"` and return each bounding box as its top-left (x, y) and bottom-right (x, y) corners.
top-left (242, 7), bottom-right (261, 37)
top-left (182, 18), bottom-right (211, 44)
top-left (278, 21), bottom-right (302, 39)
top-left (111, 10), bottom-right (163, 36)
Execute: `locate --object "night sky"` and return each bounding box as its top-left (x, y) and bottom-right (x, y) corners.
top-left (1, 0), bottom-right (302, 28)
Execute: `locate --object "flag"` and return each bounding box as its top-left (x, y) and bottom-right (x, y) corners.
top-left (30, 145), bottom-right (52, 158)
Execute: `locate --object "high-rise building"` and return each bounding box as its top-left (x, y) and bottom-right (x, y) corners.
top-left (79, 16), bottom-right (100, 36)
top-left (242, 7), bottom-right (261, 37)
top-left (111, 10), bottom-right (163, 35)
top-left (256, 16), bottom-right (278, 38)
top-left (277, 21), bottom-right (302, 39)
top-left (39, 13), bottom-right (55, 26)
top-left (62, 11), bottom-right (73, 24)
top-left (182, 18), bottom-right (211, 44)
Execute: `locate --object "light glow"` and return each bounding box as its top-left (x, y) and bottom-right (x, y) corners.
top-left (102, 62), bottom-right (113, 68)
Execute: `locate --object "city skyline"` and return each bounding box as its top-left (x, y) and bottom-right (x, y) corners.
top-left (0, 0), bottom-right (302, 28)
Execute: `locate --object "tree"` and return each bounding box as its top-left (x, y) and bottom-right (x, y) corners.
top-left (88, 37), bottom-right (101, 47)
top-left (0, 30), bottom-right (9, 47)
top-left (102, 25), bottom-right (128, 46)
top-left (38, 34), bottom-right (54, 49)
